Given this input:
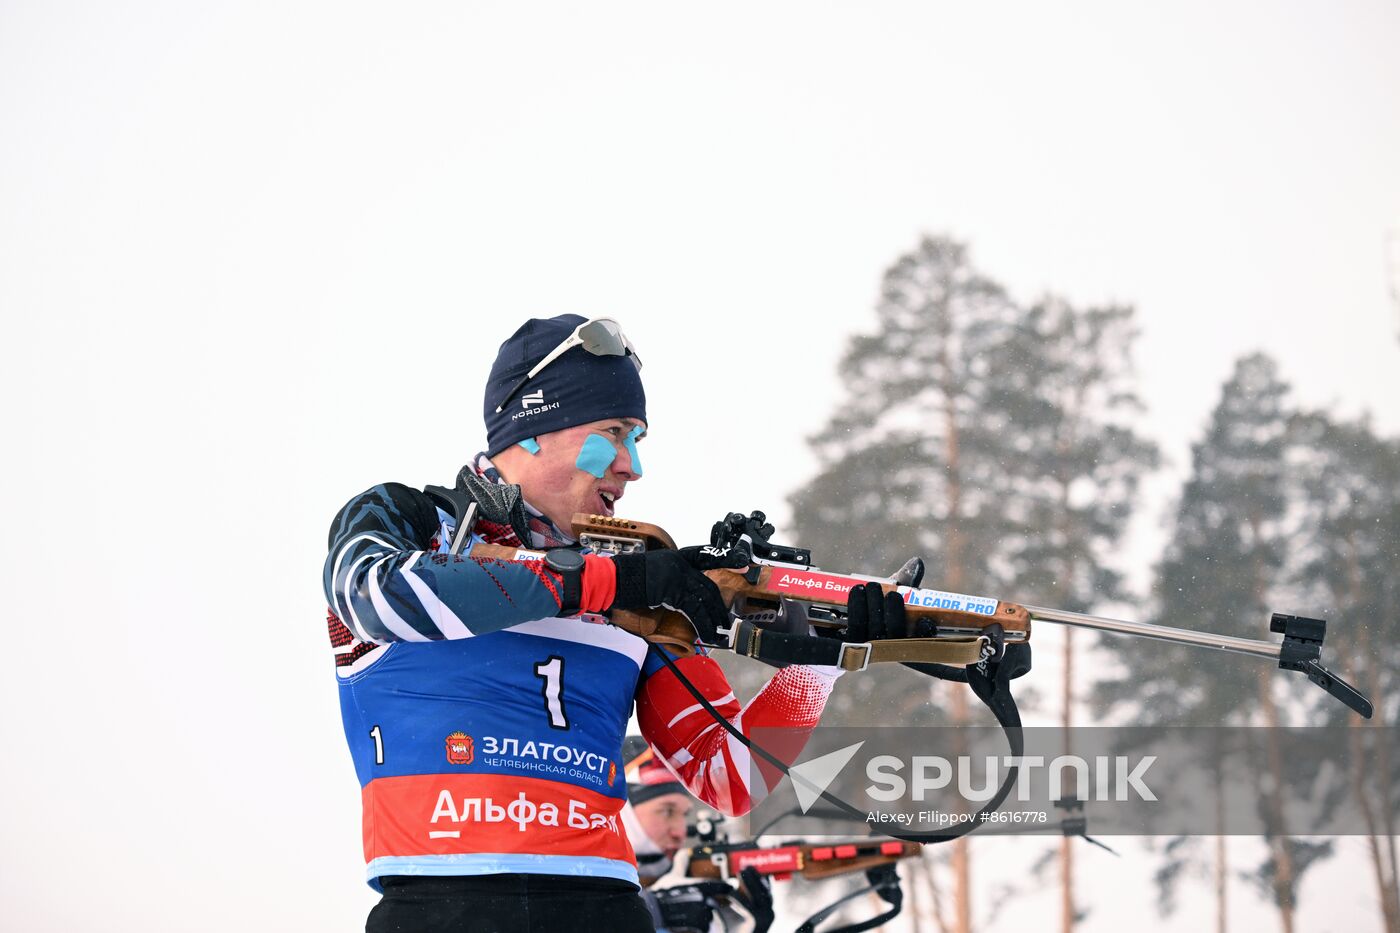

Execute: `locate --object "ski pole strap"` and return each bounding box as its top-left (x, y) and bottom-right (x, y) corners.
top-left (795, 865), bottom-right (903, 933)
top-left (727, 619), bottom-right (988, 671)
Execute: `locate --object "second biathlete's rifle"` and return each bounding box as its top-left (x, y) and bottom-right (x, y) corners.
top-left (686, 842), bottom-right (912, 933)
top-left (680, 809), bottom-right (918, 933)
top-left (686, 835), bottom-right (922, 884)
top-left (681, 800), bottom-right (1112, 933)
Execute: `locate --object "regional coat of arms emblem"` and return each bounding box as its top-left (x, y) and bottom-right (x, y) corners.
top-left (445, 731), bottom-right (474, 765)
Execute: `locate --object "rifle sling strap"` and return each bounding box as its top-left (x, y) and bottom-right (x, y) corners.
top-left (796, 865), bottom-right (902, 933)
top-left (728, 618), bottom-right (987, 671)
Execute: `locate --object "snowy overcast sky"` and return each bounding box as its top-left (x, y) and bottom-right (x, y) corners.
top-left (2, 2), bottom-right (1397, 931)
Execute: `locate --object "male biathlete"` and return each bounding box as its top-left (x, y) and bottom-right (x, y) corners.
top-left (322, 315), bottom-right (911, 932)
top-left (621, 736), bottom-right (774, 933)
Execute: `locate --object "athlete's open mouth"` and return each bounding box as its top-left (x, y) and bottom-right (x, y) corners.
top-left (598, 488), bottom-right (622, 516)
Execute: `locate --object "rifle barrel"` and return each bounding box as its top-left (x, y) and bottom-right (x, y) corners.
top-left (1022, 605), bottom-right (1282, 660)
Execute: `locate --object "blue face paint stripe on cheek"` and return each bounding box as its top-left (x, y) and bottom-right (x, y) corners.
top-left (624, 425), bottom-right (644, 478)
top-left (518, 437), bottom-right (541, 454)
top-left (575, 434), bottom-right (617, 479)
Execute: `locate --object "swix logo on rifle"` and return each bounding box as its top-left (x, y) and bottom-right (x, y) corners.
top-left (976, 641), bottom-right (995, 676)
top-left (700, 545), bottom-right (731, 558)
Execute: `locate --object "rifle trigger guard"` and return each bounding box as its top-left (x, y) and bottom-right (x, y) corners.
top-left (838, 641), bottom-right (872, 673)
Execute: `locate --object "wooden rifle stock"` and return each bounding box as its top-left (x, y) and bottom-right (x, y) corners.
top-left (467, 512), bottom-right (1030, 661)
top-left (567, 513), bottom-right (1030, 651)
top-left (684, 839), bottom-right (922, 882)
top-left (465, 522), bottom-right (700, 655)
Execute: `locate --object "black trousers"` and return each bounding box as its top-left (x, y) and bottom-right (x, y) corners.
top-left (366, 874), bottom-right (655, 933)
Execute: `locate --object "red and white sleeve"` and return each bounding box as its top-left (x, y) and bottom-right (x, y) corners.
top-left (636, 655), bottom-right (840, 816)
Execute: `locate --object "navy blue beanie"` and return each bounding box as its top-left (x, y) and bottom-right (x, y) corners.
top-left (483, 314), bottom-right (647, 456)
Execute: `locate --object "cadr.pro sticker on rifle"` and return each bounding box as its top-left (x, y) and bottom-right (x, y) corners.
top-left (901, 587), bottom-right (998, 616)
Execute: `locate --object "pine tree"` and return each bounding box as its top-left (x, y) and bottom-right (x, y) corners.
top-left (787, 235), bottom-right (1022, 933)
top-left (784, 237), bottom-right (1156, 932)
top-left (1094, 353), bottom-right (1312, 933)
top-left (982, 296), bottom-right (1158, 932)
top-left (1290, 411), bottom-right (1400, 931)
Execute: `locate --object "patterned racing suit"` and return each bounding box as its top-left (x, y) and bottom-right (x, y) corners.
top-left (324, 454), bottom-right (841, 890)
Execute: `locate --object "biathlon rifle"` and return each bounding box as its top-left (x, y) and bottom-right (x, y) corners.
top-left (681, 809), bottom-right (917, 933)
top-left (681, 799), bottom-right (1111, 933)
top-left (683, 797), bottom-right (1111, 885)
top-left (461, 507), bottom-right (1374, 845)
top-left (513, 509), bottom-right (1371, 719)
top-left (686, 834), bottom-right (921, 884)
top-left (686, 840), bottom-right (913, 933)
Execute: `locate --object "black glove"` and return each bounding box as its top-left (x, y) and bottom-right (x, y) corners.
top-left (845, 562), bottom-right (937, 643)
top-left (611, 544), bottom-right (749, 644)
top-left (653, 881), bottom-right (732, 932)
top-left (867, 864), bottom-right (903, 908)
top-left (736, 867), bottom-right (775, 933)
top-left (842, 554), bottom-right (932, 642)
